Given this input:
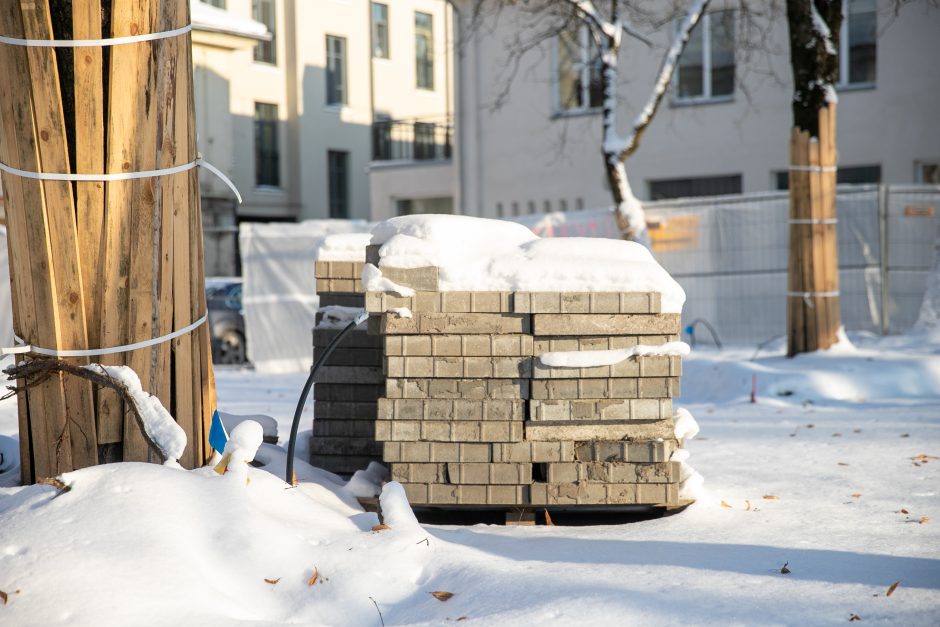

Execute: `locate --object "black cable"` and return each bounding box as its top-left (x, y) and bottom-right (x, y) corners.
top-left (285, 311), bottom-right (369, 485)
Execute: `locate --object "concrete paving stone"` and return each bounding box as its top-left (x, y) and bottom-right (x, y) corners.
top-left (313, 400), bottom-right (380, 420)
top-left (635, 483), bottom-right (670, 505)
top-left (457, 485), bottom-right (487, 504)
top-left (373, 420), bottom-right (418, 442)
top-left (316, 278), bottom-right (361, 294)
top-left (432, 335), bottom-right (462, 356)
top-left (376, 265), bottom-right (440, 291)
top-left (428, 442), bottom-right (459, 462)
top-left (372, 312), bottom-right (531, 335)
top-left (312, 347), bottom-right (383, 367)
top-left (541, 461), bottom-right (678, 484)
top-left (532, 355), bottom-right (680, 380)
top-left (382, 441), bottom-right (402, 462)
top-left (524, 419), bottom-right (675, 442)
top-left (528, 398), bottom-right (673, 421)
top-left (308, 454), bottom-right (382, 475)
top-left (572, 439), bottom-right (680, 463)
top-left (390, 463), bottom-right (448, 483)
top-left (315, 261), bottom-right (363, 280)
top-left (634, 462), bottom-right (681, 483)
top-left (313, 327), bottom-right (382, 349)
top-left (427, 483), bottom-right (459, 504)
top-left (391, 420), bottom-right (521, 442)
top-left (310, 436), bottom-right (384, 457)
top-left (513, 292), bottom-right (662, 314)
top-left (532, 313), bottom-right (681, 336)
top-left (313, 365), bottom-right (385, 385)
top-left (401, 482), bottom-right (429, 504)
top-left (486, 485), bottom-right (529, 505)
top-left (318, 293), bottom-right (365, 308)
top-left (533, 335), bottom-right (674, 354)
top-left (385, 355), bottom-right (531, 379)
top-left (528, 377), bottom-right (678, 399)
top-left (529, 482), bottom-right (673, 506)
top-left (384, 378), bottom-right (527, 400)
top-left (312, 419), bottom-right (375, 439)
top-left (471, 292), bottom-right (513, 313)
top-left (313, 383), bottom-right (385, 402)
top-left (446, 463), bottom-right (532, 485)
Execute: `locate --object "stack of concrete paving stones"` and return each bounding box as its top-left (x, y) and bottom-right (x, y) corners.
top-left (309, 260), bottom-right (384, 474)
top-left (365, 246), bottom-right (686, 509)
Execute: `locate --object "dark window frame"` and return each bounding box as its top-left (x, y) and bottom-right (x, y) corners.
top-left (673, 10), bottom-right (736, 104)
top-left (415, 12), bottom-right (434, 90)
top-left (253, 0), bottom-right (277, 65)
top-left (254, 102), bottom-right (280, 187)
top-left (328, 150), bottom-right (350, 219)
top-left (326, 35), bottom-right (348, 106)
top-left (648, 174), bottom-right (742, 200)
top-left (372, 3), bottom-right (390, 59)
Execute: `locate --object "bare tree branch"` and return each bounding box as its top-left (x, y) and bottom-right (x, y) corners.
top-left (5, 360), bottom-right (169, 463)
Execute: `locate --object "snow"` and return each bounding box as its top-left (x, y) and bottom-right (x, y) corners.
top-left (810, 4), bottom-right (838, 56)
top-left (0, 328), bottom-right (938, 624)
top-left (85, 364), bottom-right (186, 465)
top-left (314, 233), bottom-right (373, 262)
top-left (361, 263), bottom-right (416, 297)
top-left (539, 341), bottom-right (690, 368)
top-left (673, 406), bottom-right (700, 440)
top-left (387, 307), bottom-right (413, 319)
top-left (191, 0), bottom-right (270, 41)
top-left (368, 215), bottom-right (685, 312)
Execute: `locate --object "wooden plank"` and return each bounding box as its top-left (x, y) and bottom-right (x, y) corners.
top-left (152, 0), bottom-right (184, 450)
top-left (786, 128), bottom-right (804, 356)
top-left (0, 1), bottom-right (71, 477)
top-left (20, 0), bottom-right (98, 470)
top-left (818, 104), bottom-right (840, 347)
top-left (122, 0), bottom-right (161, 462)
top-left (805, 132), bottom-right (822, 352)
top-left (73, 0), bottom-right (105, 351)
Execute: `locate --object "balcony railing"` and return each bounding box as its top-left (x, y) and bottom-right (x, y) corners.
top-left (372, 116), bottom-right (453, 162)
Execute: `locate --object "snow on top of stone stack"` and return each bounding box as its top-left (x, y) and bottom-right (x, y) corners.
top-left (315, 232), bottom-right (374, 262)
top-left (367, 214), bottom-right (686, 313)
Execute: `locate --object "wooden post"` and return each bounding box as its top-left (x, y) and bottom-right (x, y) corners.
top-left (0, 0), bottom-right (218, 481)
top-left (787, 104), bottom-right (841, 356)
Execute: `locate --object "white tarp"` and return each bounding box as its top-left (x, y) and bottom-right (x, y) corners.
top-left (0, 226), bottom-right (12, 351)
top-left (239, 220), bottom-right (372, 373)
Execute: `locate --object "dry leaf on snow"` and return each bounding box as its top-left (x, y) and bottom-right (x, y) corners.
top-left (780, 562), bottom-right (791, 574)
top-left (763, 495), bottom-right (780, 500)
top-left (851, 493), bottom-right (862, 498)
top-left (886, 581), bottom-right (900, 597)
top-left (264, 578), bottom-right (280, 585)
top-left (746, 500), bottom-right (752, 511)
top-left (899, 508), bottom-right (909, 514)
top-left (544, 509), bottom-right (554, 526)
top-left (431, 591), bottom-right (454, 602)
top-left (307, 568), bottom-right (319, 586)
top-left (849, 613), bottom-right (861, 621)
top-left (0, 590), bottom-right (7, 605)
top-left (371, 524), bottom-right (391, 532)
top-left (919, 516), bottom-right (929, 524)
top-left (721, 500), bottom-right (733, 509)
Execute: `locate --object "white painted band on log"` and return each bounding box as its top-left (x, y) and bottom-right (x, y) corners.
top-left (2, 313), bottom-right (208, 357)
top-left (789, 218), bottom-right (838, 224)
top-left (787, 165), bottom-right (838, 173)
top-left (787, 291), bottom-right (840, 309)
top-left (0, 155), bottom-right (242, 203)
top-left (0, 24), bottom-right (192, 48)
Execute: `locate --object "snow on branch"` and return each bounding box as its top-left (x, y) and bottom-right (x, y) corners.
top-left (810, 3), bottom-right (838, 55)
top-left (4, 360), bottom-right (186, 465)
top-left (569, 0), bottom-right (618, 39)
top-left (607, 0), bottom-right (712, 160)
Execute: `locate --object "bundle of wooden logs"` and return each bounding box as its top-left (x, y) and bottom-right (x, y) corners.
top-left (0, 0), bottom-right (215, 482)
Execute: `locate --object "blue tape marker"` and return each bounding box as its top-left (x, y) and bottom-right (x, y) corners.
top-left (208, 409), bottom-right (228, 453)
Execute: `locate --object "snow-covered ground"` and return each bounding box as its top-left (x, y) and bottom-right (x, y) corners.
top-left (0, 331), bottom-right (938, 625)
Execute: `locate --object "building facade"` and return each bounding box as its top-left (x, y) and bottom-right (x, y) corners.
top-left (442, 0), bottom-right (940, 219)
top-left (192, 0), bottom-right (454, 232)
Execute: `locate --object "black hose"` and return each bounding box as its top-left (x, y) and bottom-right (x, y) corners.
top-left (285, 311), bottom-right (369, 485)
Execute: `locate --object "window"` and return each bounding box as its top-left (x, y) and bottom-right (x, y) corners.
top-left (326, 36), bottom-right (347, 106)
top-left (205, 0), bottom-right (225, 7)
top-left (415, 12), bottom-right (434, 90)
top-left (839, 0), bottom-right (876, 86)
top-left (254, 103), bottom-right (279, 187)
top-left (557, 25), bottom-right (603, 112)
top-left (253, 0), bottom-right (276, 64)
top-left (397, 197), bottom-right (454, 216)
top-left (916, 162), bottom-right (940, 184)
top-left (675, 10), bottom-right (735, 102)
top-left (372, 3), bottom-right (389, 58)
top-left (774, 165), bottom-right (881, 190)
top-left (328, 151), bottom-right (349, 219)
top-left (648, 174), bottom-right (741, 200)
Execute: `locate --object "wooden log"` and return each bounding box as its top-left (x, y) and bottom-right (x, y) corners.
top-left (20, 0), bottom-right (98, 470)
top-left (818, 104), bottom-right (840, 347)
top-left (0, 1), bottom-right (71, 477)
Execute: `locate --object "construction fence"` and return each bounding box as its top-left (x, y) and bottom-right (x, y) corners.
top-left (516, 185), bottom-right (940, 347)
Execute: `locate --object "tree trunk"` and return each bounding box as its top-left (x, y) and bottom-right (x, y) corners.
top-left (0, 0), bottom-right (217, 481)
top-left (605, 155), bottom-right (649, 246)
top-left (785, 0), bottom-right (843, 357)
